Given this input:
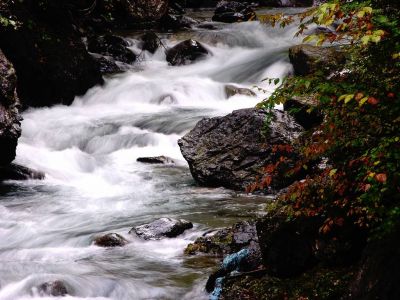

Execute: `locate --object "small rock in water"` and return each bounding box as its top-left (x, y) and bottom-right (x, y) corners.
top-left (136, 156), bottom-right (175, 164)
top-left (166, 39), bottom-right (209, 66)
top-left (225, 85), bottom-right (256, 98)
top-left (0, 163), bottom-right (45, 181)
top-left (37, 280), bottom-right (68, 297)
top-left (94, 233), bottom-right (128, 247)
top-left (130, 217), bottom-right (193, 240)
top-left (140, 32), bottom-right (162, 54)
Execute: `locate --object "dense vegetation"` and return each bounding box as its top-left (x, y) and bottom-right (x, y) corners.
top-left (258, 0), bottom-right (399, 240)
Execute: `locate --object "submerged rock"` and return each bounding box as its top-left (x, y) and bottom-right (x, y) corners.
top-left (225, 85), bottom-right (256, 98)
top-left (37, 280), bottom-right (68, 297)
top-left (166, 39), bottom-right (209, 66)
top-left (178, 108), bottom-right (302, 190)
top-left (0, 50), bottom-right (21, 166)
top-left (0, 164), bottom-right (45, 181)
top-left (212, 1), bottom-right (256, 23)
top-left (289, 44), bottom-right (346, 76)
top-left (137, 156), bottom-right (175, 164)
top-left (94, 233), bottom-right (129, 247)
top-left (130, 218), bottom-right (193, 240)
top-left (87, 35), bottom-right (136, 64)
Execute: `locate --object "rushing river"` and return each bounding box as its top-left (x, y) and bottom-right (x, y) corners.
top-left (0, 9), bottom-right (305, 300)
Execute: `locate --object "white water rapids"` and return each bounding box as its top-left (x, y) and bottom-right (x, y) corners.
top-left (0, 12), bottom-right (305, 300)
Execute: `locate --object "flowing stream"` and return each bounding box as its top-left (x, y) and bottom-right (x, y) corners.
top-left (0, 9), bottom-right (305, 300)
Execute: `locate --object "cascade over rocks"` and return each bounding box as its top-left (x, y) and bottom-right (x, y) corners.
top-left (178, 108), bottom-right (302, 190)
top-left (0, 50), bottom-right (21, 166)
top-left (166, 39), bottom-right (209, 66)
top-left (289, 44), bottom-right (346, 76)
top-left (212, 1), bottom-right (257, 23)
top-left (130, 218), bottom-right (193, 240)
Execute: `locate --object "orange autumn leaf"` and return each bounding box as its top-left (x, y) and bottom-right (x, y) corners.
top-left (367, 96), bottom-right (379, 105)
top-left (375, 173), bottom-right (387, 183)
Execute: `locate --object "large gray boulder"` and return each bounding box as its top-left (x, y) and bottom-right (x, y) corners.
top-left (178, 108), bottom-right (302, 190)
top-left (0, 50), bottom-right (21, 166)
top-left (289, 44), bottom-right (346, 76)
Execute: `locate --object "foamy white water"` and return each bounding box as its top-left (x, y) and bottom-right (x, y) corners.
top-left (0, 15), bottom-right (303, 300)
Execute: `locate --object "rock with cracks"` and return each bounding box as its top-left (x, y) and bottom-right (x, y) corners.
top-left (178, 108), bottom-right (302, 190)
top-left (0, 50), bottom-right (21, 166)
top-left (289, 44), bottom-right (346, 76)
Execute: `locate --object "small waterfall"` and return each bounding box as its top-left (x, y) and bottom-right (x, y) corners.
top-left (0, 18), bottom-right (302, 300)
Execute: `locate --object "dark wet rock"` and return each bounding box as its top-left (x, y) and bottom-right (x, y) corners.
top-left (121, 0), bottom-right (169, 22)
top-left (37, 280), bottom-right (68, 297)
top-left (0, 49), bottom-right (21, 166)
top-left (92, 55), bottom-right (124, 75)
top-left (225, 85), bottom-right (256, 98)
top-left (212, 1), bottom-right (257, 23)
top-left (350, 227), bottom-right (400, 300)
top-left (130, 218), bottom-right (193, 240)
top-left (170, 0), bottom-right (187, 15)
top-left (256, 215), bottom-right (320, 278)
top-left (178, 108), bottom-right (302, 190)
top-left (186, 0), bottom-right (219, 8)
top-left (0, 164), bottom-right (45, 181)
top-left (283, 96), bottom-right (324, 130)
top-left (185, 221), bottom-right (258, 256)
top-left (289, 44), bottom-right (346, 76)
top-left (137, 156), bottom-right (175, 164)
top-left (140, 32), bottom-right (162, 54)
top-left (0, 1), bottom-right (103, 108)
top-left (161, 14), bottom-right (199, 31)
top-left (166, 39), bottom-right (209, 66)
top-left (94, 233), bottom-right (129, 247)
top-left (87, 35), bottom-right (136, 64)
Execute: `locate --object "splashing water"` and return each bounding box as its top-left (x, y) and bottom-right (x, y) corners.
top-left (0, 16), bottom-right (304, 300)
